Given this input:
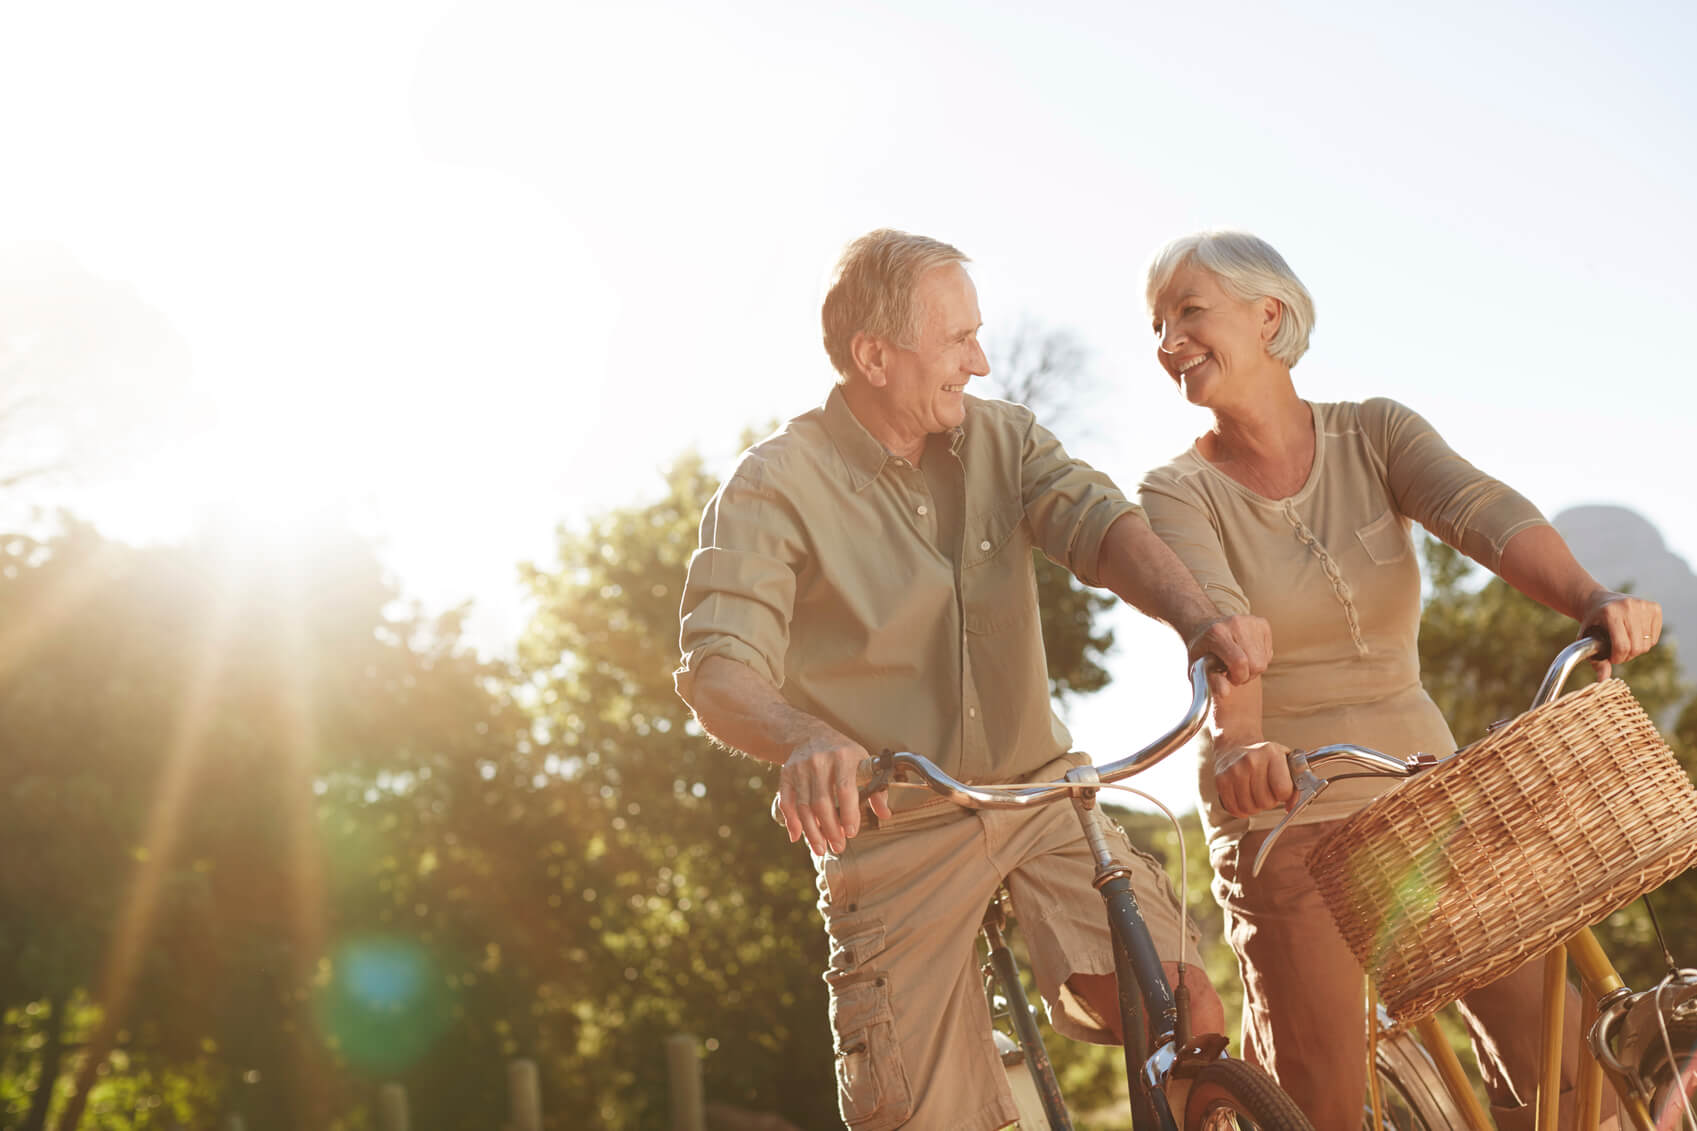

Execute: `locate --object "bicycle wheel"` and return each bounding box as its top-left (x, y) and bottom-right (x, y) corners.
top-left (1367, 1030), bottom-right (1470, 1131)
top-left (1184, 1059), bottom-right (1314, 1131)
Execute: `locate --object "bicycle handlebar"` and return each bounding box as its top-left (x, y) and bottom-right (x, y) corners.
top-left (1250, 629), bottom-right (1612, 877)
top-left (854, 656), bottom-right (1219, 811)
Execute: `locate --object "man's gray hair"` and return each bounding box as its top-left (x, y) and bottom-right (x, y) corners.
top-left (1146, 231), bottom-right (1315, 366)
top-left (822, 229), bottom-right (969, 383)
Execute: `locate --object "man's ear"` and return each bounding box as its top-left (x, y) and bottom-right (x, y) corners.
top-left (850, 331), bottom-right (888, 387)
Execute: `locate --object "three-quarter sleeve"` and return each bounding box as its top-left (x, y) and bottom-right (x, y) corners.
top-left (1016, 411), bottom-right (1142, 587)
top-left (1358, 397), bottom-right (1548, 572)
top-left (674, 461), bottom-right (806, 703)
top-left (1138, 471), bottom-right (1251, 618)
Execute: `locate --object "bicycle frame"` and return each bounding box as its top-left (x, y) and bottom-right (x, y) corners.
top-left (974, 788), bottom-right (1214, 1131)
top-left (871, 659), bottom-right (1227, 1131)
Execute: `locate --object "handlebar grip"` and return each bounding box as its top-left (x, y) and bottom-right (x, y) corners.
top-left (1582, 624), bottom-right (1612, 656)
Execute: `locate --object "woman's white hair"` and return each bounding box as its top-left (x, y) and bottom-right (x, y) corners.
top-left (1145, 231), bottom-right (1315, 366)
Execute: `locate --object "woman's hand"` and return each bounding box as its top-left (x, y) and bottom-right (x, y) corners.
top-left (1214, 739), bottom-right (1296, 818)
top-left (1580, 590), bottom-right (1663, 680)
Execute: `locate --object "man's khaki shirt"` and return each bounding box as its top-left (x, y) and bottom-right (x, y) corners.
top-left (675, 387), bottom-right (1139, 808)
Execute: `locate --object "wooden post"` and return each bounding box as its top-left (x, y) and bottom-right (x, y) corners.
top-left (666, 1034), bottom-right (705, 1131)
top-left (378, 1083), bottom-right (410, 1131)
top-left (508, 1058), bottom-right (543, 1131)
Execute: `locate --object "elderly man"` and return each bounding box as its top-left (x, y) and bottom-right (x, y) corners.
top-left (674, 229), bottom-right (1271, 1131)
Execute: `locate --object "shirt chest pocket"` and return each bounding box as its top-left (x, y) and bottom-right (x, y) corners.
top-left (1355, 508), bottom-right (1410, 565)
top-left (963, 502), bottom-right (1037, 633)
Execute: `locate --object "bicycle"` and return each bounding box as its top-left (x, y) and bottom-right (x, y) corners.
top-left (1252, 630), bottom-right (1697, 1131)
top-left (852, 657), bottom-right (1314, 1131)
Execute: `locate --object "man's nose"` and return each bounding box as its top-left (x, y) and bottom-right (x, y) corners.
top-left (969, 338), bottom-right (990, 376)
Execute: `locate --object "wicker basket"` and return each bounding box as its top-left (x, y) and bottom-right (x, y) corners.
top-left (1307, 679), bottom-right (1697, 1023)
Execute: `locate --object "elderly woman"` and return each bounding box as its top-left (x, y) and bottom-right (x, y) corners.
top-left (1135, 230), bottom-right (1661, 1131)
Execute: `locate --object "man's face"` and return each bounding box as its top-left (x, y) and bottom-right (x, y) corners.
top-left (878, 263), bottom-right (990, 436)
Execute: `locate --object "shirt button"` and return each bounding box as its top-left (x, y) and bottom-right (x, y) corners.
top-left (917, 505), bottom-right (928, 516)
top-left (979, 539), bottom-right (991, 551)
top-left (968, 706), bottom-right (978, 718)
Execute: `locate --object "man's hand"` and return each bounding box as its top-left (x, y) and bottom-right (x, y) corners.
top-left (682, 657), bottom-right (893, 854)
top-left (1186, 613), bottom-right (1273, 698)
top-left (777, 734), bottom-right (892, 856)
top-left (1214, 739), bottom-right (1295, 819)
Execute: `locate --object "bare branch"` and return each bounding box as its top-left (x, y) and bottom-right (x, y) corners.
top-left (983, 318), bottom-right (1096, 432)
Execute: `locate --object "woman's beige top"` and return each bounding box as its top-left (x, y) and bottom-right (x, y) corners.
top-left (1138, 398), bottom-right (1548, 846)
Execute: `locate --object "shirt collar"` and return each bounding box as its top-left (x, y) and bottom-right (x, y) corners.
top-left (822, 385), bottom-right (967, 491)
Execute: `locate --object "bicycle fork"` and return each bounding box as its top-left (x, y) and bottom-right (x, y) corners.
top-left (1070, 771), bottom-right (1183, 1131)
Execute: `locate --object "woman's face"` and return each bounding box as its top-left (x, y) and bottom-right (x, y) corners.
top-left (1150, 262), bottom-right (1281, 408)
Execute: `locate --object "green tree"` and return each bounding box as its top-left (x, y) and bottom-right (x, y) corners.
top-left (0, 516), bottom-right (528, 1130)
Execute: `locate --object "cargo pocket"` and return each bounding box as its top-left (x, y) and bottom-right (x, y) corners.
top-left (828, 972), bottom-right (912, 1130)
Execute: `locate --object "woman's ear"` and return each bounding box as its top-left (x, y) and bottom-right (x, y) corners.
top-left (850, 331), bottom-right (887, 386)
top-left (1260, 297), bottom-right (1284, 343)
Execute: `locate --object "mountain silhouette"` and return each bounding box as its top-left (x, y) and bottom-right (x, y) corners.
top-left (1553, 504), bottom-right (1697, 665)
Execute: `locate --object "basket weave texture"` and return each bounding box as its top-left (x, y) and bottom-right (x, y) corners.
top-left (1307, 679), bottom-right (1697, 1023)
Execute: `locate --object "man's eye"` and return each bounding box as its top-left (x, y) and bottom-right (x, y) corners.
top-left (1183, 306), bottom-right (1201, 316)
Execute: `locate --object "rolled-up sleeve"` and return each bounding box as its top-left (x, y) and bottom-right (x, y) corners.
top-left (1360, 397), bottom-right (1548, 572)
top-left (674, 463), bottom-right (805, 704)
top-left (1138, 473), bottom-right (1252, 618)
top-left (1017, 412), bottom-right (1142, 587)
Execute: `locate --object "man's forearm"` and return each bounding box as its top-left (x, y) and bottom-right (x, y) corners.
top-left (681, 655), bottom-right (845, 767)
top-left (1095, 512), bottom-right (1222, 641)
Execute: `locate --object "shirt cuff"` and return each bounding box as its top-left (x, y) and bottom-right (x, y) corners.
top-left (674, 638), bottom-right (781, 705)
top-left (1071, 498), bottom-right (1144, 587)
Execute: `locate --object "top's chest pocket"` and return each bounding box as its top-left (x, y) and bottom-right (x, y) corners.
top-left (1355, 508), bottom-right (1410, 565)
top-left (963, 502), bottom-right (1036, 633)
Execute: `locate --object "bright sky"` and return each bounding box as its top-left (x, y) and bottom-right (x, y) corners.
top-left (5, 0), bottom-right (1693, 809)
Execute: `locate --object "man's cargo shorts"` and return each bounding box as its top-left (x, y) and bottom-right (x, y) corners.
top-left (812, 799), bottom-right (1204, 1131)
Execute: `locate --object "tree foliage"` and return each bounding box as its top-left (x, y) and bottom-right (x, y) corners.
top-left (0, 517), bottom-right (527, 1130)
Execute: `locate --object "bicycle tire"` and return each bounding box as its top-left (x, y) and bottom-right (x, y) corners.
top-left (1184, 1059), bottom-right (1315, 1131)
top-left (1367, 1030), bottom-right (1470, 1131)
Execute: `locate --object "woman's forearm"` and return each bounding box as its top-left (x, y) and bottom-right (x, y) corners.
top-left (1495, 524), bottom-right (1606, 621)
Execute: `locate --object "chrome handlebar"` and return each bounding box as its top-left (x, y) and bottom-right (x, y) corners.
top-left (1249, 632), bottom-right (1609, 877)
top-left (862, 656), bottom-right (1217, 810)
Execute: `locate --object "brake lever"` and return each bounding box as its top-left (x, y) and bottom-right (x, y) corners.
top-left (1250, 751), bottom-right (1328, 878)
